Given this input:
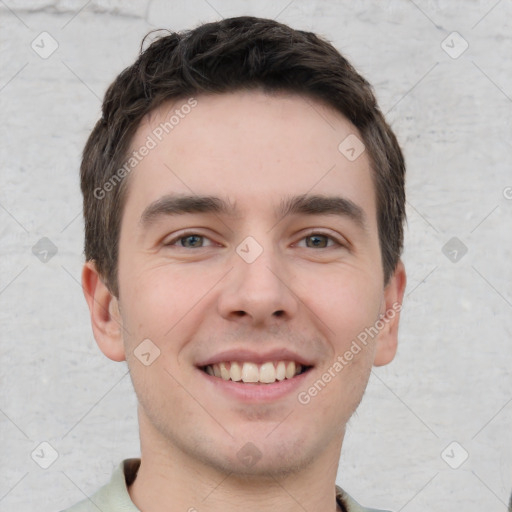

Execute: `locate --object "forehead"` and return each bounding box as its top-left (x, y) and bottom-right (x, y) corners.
top-left (122, 90), bottom-right (376, 224)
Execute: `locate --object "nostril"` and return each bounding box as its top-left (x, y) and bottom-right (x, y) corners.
top-left (273, 310), bottom-right (285, 317)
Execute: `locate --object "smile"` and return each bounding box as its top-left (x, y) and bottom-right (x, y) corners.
top-left (201, 361), bottom-right (311, 384)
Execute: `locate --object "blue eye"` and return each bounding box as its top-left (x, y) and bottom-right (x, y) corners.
top-left (304, 234), bottom-right (331, 248)
top-left (164, 231), bottom-right (343, 250)
top-left (179, 234), bottom-right (204, 248)
top-left (166, 233), bottom-right (215, 248)
top-left (297, 233), bottom-right (340, 249)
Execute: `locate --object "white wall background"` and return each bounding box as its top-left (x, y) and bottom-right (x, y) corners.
top-left (0, 1), bottom-right (511, 511)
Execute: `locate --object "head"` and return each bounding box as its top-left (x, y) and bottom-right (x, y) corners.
top-left (81, 16), bottom-right (406, 477)
top-left (82, 16), bottom-right (405, 297)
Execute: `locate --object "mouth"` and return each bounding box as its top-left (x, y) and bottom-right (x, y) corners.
top-left (200, 361), bottom-right (312, 384)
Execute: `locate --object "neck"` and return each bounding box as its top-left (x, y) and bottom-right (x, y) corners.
top-left (129, 415), bottom-right (344, 512)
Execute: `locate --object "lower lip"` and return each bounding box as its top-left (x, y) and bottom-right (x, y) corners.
top-left (198, 368), bottom-right (312, 403)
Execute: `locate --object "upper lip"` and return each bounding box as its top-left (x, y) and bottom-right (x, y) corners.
top-left (196, 348), bottom-right (314, 368)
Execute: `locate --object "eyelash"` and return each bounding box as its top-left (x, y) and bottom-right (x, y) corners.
top-left (164, 230), bottom-right (345, 249)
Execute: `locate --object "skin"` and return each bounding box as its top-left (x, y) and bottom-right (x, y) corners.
top-left (82, 89), bottom-right (406, 512)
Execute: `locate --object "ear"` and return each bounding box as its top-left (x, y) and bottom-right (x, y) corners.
top-left (81, 261), bottom-right (126, 362)
top-left (374, 259), bottom-right (406, 366)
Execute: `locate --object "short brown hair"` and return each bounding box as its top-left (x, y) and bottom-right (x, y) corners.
top-left (81, 16), bottom-right (406, 297)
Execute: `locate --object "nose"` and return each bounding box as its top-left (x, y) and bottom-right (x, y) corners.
top-left (217, 242), bottom-right (299, 327)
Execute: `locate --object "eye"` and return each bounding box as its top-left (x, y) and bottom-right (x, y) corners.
top-left (296, 232), bottom-right (343, 249)
top-left (163, 231), bottom-right (344, 250)
top-left (165, 232), bottom-right (215, 248)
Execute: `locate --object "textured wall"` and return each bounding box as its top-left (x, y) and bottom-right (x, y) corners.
top-left (0, 1), bottom-right (511, 511)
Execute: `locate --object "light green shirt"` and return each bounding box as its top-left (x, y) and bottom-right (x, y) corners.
top-left (61, 459), bottom-right (390, 512)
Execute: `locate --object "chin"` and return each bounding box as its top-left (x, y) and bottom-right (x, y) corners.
top-left (197, 431), bottom-right (321, 479)
top-left (208, 450), bottom-right (316, 480)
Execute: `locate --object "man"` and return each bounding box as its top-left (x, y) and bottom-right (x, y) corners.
top-left (64, 15), bottom-right (407, 512)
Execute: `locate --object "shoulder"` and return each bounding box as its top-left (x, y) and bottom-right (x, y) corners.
top-left (59, 500), bottom-right (94, 512)
top-left (59, 459), bottom-right (141, 512)
top-left (336, 485), bottom-right (392, 512)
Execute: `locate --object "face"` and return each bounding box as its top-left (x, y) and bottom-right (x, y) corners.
top-left (85, 90), bottom-right (405, 477)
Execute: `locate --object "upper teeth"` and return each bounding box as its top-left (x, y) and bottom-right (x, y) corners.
top-left (204, 361), bottom-right (303, 384)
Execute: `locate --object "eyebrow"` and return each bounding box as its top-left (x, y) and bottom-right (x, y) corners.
top-left (139, 193), bottom-right (367, 230)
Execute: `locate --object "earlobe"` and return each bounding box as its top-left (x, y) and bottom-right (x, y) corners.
top-left (374, 260), bottom-right (407, 367)
top-left (81, 261), bottom-right (126, 362)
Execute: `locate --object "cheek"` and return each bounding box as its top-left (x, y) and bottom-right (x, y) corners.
top-left (297, 266), bottom-right (383, 346)
top-left (299, 270), bottom-right (381, 413)
top-left (119, 264), bottom-right (219, 345)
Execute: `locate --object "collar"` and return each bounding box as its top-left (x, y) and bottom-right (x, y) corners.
top-left (120, 459), bottom-right (376, 512)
